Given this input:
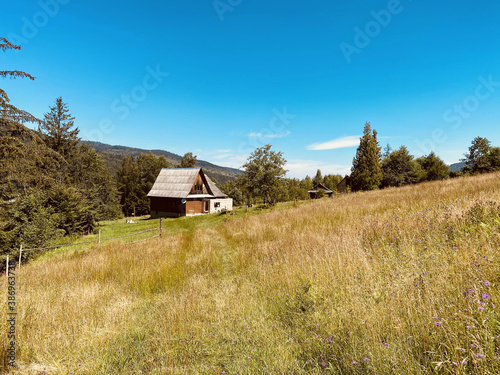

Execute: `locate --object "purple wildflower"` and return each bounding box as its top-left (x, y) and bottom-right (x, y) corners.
top-left (352, 361), bottom-right (358, 365)
top-left (321, 362), bottom-right (326, 367)
top-left (476, 353), bottom-right (484, 359)
top-left (483, 281), bottom-right (491, 287)
top-left (363, 358), bottom-right (370, 362)
top-left (432, 316), bottom-right (439, 319)
top-left (482, 293), bottom-right (490, 299)
top-left (434, 322), bottom-right (442, 326)
top-left (470, 344), bottom-right (476, 348)
top-left (478, 306), bottom-right (485, 310)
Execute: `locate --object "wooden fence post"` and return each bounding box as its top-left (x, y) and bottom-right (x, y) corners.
top-left (18, 245), bottom-right (22, 269)
top-left (160, 218), bottom-right (163, 237)
top-left (6, 255), bottom-right (9, 278)
top-left (98, 229), bottom-right (101, 245)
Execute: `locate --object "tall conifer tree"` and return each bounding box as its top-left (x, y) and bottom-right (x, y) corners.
top-left (350, 122), bottom-right (382, 191)
top-left (39, 97), bottom-right (80, 156)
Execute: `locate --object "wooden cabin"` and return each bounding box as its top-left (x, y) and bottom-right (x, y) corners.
top-left (337, 176), bottom-right (351, 193)
top-left (308, 183), bottom-right (334, 199)
top-left (148, 168), bottom-right (233, 217)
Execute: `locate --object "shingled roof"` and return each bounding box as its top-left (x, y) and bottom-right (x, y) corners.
top-left (308, 183), bottom-right (333, 194)
top-left (147, 168), bottom-right (227, 199)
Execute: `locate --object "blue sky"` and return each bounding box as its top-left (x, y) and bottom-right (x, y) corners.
top-left (2, 0), bottom-right (500, 178)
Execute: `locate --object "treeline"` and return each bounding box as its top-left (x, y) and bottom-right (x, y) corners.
top-left (0, 37), bottom-right (124, 264)
top-left (221, 169), bottom-right (343, 206)
top-left (221, 123), bottom-right (500, 207)
top-left (116, 152), bottom-right (197, 216)
top-left (349, 122), bottom-right (500, 192)
top-left (0, 97), bottom-right (122, 261)
top-left (1, 95), bottom-right (201, 261)
top-left (217, 144), bottom-right (343, 206)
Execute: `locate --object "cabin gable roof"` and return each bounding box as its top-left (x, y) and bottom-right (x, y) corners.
top-left (308, 183), bottom-right (333, 194)
top-left (147, 168), bottom-right (227, 199)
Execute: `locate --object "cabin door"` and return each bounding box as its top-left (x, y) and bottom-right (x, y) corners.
top-left (204, 200), bottom-right (209, 213)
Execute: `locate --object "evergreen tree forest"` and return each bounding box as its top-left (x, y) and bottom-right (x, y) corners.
top-left (117, 153), bottom-right (173, 216)
top-left (0, 38), bottom-right (121, 265)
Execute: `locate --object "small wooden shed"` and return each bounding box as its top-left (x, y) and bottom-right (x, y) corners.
top-left (148, 168), bottom-right (233, 217)
top-left (337, 176), bottom-right (351, 193)
top-left (308, 183), bottom-right (334, 199)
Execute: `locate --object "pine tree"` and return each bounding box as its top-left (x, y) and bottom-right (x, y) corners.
top-left (39, 97), bottom-right (80, 156)
top-left (312, 169), bottom-right (323, 186)
top-left (350, 122), bottom-right (382, 191)
top-left (462, 137), bottom-right (493, 174)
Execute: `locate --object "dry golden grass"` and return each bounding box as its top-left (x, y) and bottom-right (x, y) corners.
top-left (1, 173), bottom-right (500, 374)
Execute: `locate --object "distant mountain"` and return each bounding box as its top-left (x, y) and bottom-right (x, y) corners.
top-left (84, 141), bottom-right (242, 185)
top-left (449, 162), bottom-right (466, 172)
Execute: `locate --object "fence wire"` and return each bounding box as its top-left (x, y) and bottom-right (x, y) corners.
top-left (21, 227), bottom-right (160, 252)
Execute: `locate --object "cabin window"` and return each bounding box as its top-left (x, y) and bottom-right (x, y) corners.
top-left (214, 202), bottom-right (221, 208)
top-left (194, 184), bottom-right (203, 193)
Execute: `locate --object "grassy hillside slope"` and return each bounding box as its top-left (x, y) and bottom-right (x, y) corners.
top-left (2, 173), bottom-right (500, 374)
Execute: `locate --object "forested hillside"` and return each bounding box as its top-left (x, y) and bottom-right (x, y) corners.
top-left (85, 141), bottom-right (242, 185)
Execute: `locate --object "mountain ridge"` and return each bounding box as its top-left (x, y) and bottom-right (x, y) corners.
top-left (84, 141), bottom-right (242, 185)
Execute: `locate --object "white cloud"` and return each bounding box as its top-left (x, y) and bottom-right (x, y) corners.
top-left (285, 159), bottom-right (351, 179)
top-left (248, 130), bottom-right (291, 139)
top-left (307, 135), bottom-right (360, 151)
top-left (212, 153), bottom-right (233, 159)
top-left (207, 154), bottom-right (248, 169)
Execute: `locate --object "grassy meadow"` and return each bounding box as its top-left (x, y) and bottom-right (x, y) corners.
top-left (2, 173), bottom-right (500, 374)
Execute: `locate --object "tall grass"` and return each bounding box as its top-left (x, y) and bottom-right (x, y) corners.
top-left (1, 173), bottom-right (500, 374)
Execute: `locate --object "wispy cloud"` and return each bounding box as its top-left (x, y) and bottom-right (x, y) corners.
top-left (307, 135), bottom-right (360, 150)
top-left (286, 159), bottom-right (351, 178)
top-left (249, 130), bottom-right (291, 139)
